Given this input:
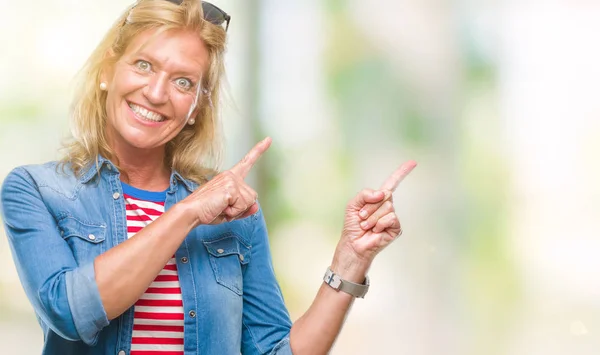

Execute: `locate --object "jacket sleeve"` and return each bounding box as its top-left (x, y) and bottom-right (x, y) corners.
top-left (240, 207), bottom-right (294, 355)
top-left (0, 167), bottom-right (109, 345)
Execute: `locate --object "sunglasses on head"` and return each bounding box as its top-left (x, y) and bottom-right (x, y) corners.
top-left (165, 0), bottom-right (231, 31)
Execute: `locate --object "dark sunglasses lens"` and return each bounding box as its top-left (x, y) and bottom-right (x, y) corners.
top-left (161, 1), bottom-right (228, 29)
top-left (202, 2), bottom-right (226, 26)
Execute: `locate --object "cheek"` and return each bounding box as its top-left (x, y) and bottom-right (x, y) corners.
top-left (172, 95), bottom-right (196, 122)
top-left (111, 67), bottom-right (145, 94)
top-left (160, 121), bottom-right (190, 145)
top-left (104, 92), bottom-right (118, 121)
top-left (105, 77), bottom-right (126, 112)
top-left (169, 118), bottom-right (188, 132)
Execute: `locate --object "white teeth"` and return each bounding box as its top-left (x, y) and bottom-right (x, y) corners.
top-left (128, 103), bottom-right (165, 122)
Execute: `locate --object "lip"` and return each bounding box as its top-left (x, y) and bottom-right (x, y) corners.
top-left (125, 101), bottom-right (169, 127)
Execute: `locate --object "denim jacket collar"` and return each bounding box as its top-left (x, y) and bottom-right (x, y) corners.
top-left (168, 170), bottom-right (198, 193)
top-left (78, 155), bottom-right (198, 193)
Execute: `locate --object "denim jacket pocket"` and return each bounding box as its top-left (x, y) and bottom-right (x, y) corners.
top-left (57, 217), bottom-right (107, 264)
top-left (203, 234), bottom-right (250, 296)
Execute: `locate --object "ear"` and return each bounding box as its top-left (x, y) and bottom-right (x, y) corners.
top-left (186, 106), bottom-right (202, 126)
top-left (100, 48), bottom-right (117, 85)
top-left (187, 86), bottom-right (210, 122)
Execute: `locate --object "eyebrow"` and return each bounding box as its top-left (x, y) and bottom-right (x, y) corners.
top-left (133, 51), bottom-right (204, 79)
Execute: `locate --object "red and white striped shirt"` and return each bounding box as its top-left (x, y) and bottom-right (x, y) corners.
top-left (123, 184), bottom-right (184, 355)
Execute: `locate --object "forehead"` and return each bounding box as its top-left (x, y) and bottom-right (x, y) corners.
top-left (123, 28), bottom-right (209, 76)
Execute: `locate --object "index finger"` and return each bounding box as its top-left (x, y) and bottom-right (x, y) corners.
top-left (230, 137), bottom-right (272, 178)
top-left (380, 160), bottom-right (417, 192)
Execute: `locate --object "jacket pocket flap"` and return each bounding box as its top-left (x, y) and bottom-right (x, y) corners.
top-left (204, 234), bottom-right (250, 264)
top-left (58, 217), bottom-right (106, 244)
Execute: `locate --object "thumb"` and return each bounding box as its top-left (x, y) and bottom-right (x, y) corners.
top-left (350, 189), bottom-right (385, 209)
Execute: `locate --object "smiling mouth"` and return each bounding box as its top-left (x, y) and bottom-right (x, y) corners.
top-left (128, 102), bottom-right (166, 122)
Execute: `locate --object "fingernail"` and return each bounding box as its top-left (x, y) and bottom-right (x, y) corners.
top-left (359, 210), bottom-right (367, 218)
top-left (360, 221), bottom-right (368, 229)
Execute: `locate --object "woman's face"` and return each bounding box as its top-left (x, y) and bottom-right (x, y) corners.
top-left (103, 28), bottom-right (209, 154)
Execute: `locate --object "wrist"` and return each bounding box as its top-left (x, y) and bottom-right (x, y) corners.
top-left (172, 200), bottom-right (200, 229)
top-left (323, 266), bottom-right (370, 298)
top-left (330, 251), bottom-right (371, 284)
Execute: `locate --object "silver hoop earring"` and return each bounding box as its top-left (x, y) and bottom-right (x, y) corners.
top-left (99, 82), bottom-right (108, 91)
top-left (188, 118), bottom-right (195, 125)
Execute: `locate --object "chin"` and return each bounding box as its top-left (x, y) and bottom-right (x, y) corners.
top-left (117, 130), bottom-right (161, 151)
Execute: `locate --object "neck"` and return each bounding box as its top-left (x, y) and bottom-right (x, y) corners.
top-left (113, 147), bottom-right (171, 192)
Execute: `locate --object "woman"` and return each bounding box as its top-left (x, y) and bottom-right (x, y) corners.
top-left (1, 1), bottom-right (416, 354)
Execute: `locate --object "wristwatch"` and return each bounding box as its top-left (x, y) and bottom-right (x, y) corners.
top-left (323, 267), bottom-right (370, 298)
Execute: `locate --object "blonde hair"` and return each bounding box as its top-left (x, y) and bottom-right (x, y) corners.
top-left (61, 0), bottom-right (227, 184)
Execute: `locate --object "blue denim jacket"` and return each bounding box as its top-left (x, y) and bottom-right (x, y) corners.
top-left (0, 156), bottom-right (293, 355)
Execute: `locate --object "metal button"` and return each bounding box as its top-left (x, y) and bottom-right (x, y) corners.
top-left (107, 165), bottom-right (112, 171)
top-left (60, 230), bottom-right (64, 236)
top-left (180, 257), bottom-right (189, 263)
top-left (189, 310), bottom-right (196, 318)
top-left (118, 351), bottom-right (126, 355)
top-left (216, 248), bottom-right (224, 254)
top-left (112, 192), bottom-right (120, 199)
top-left (239, 255), bottom-right (244, 262)
top-left (88, 234), bottom-right (96, 241)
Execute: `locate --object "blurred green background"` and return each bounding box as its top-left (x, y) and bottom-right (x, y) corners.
top-left (1, 0), bottom-right (600, 354)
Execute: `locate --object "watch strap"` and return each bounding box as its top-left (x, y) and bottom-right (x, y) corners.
top-left (323, 267), bottom-right (370, 298)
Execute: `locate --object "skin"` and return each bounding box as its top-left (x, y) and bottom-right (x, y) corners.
top-left (100, 28), bottom-right (208, 190)
top-left (290, 160), bottom-right (417, 354)
top-left (94, 27), bottom-right (417, 355)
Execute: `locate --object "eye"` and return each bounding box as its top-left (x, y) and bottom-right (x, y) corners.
top-left (135, 60), bottom-right (151, 72)
top-left (175, 78), bottom-right (193, 91)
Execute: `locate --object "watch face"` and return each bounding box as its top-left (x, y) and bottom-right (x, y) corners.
top-left (323, 267), bottom-right (370, 297)
top-left (323, 270), bottom-right (338, 289)
top-left (330, 275), bottom-right (342, 289)
top-left (324, 268), bottom-right (342, 289)
top-left (323, 267), bottom-right (369, 298)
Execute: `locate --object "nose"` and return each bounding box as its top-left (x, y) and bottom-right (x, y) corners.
top-left (143, 74), bottom-right (169, 105)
